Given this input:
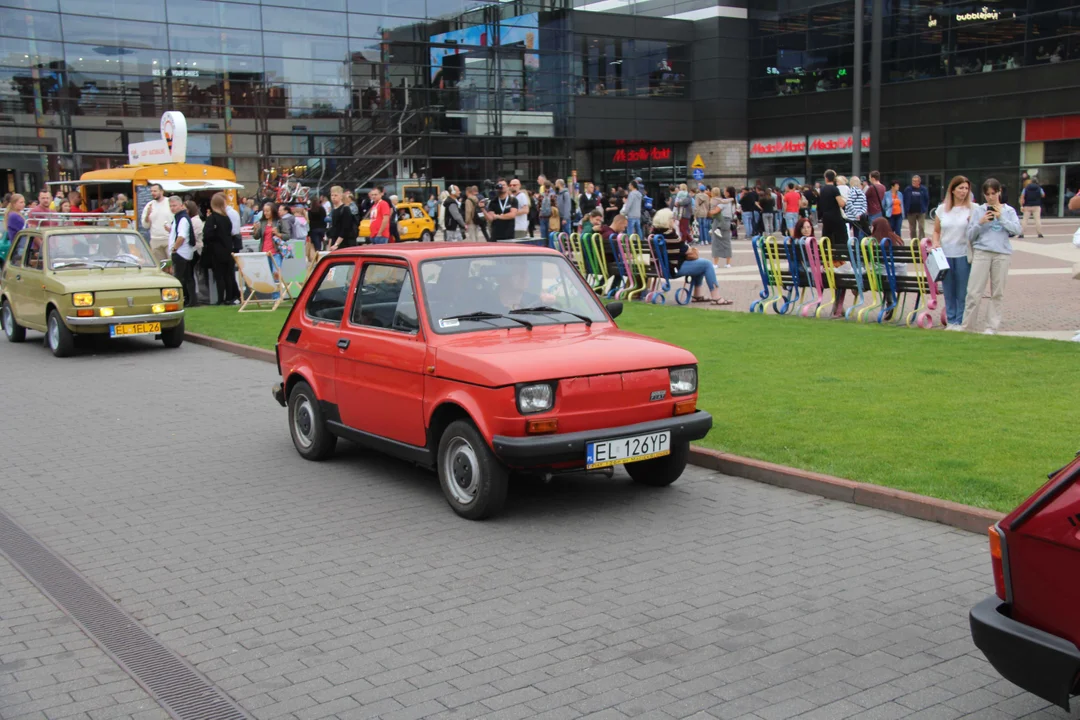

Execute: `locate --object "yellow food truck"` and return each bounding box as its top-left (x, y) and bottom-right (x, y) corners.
top-left (48, 111), bottom-right (242, 232)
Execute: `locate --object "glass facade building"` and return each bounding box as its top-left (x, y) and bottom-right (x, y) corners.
top-left (0, 0), bottom-right (583, 193)
top-left (751, 0), bottom-right (1080, 98)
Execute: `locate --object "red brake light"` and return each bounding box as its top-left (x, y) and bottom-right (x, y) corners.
top-left (988, 527), bottom-right (1006, 601)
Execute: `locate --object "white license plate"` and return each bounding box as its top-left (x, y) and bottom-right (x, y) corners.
top-left (586, 431), bottom-right (671, 469)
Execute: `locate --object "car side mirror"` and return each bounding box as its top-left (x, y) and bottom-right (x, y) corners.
top-left (606, 301), bottom-right (623, 320)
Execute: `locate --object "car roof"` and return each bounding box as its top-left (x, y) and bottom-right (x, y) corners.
top-left (330, 242), bottom-right (560, 261)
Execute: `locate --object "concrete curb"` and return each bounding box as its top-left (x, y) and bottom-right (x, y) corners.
top-left (185, 332), bottom-right (276, 364)
top-left (689, 447), bottom-right (1003, 535)
top-left (184, 330), bottom-right (1004, 535)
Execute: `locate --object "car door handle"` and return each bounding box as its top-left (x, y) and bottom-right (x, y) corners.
top-left (14, 274), bottom-right (20, 281)
top-left (337, 338), bottom-right (350, 349)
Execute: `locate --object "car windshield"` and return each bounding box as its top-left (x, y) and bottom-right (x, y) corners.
top-left (47, 233), bottom-right (156, 269)
top-left (420, 254), bottom-right (607, 334)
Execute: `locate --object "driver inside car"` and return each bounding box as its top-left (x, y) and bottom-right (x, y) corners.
top-left (493, 259), bottom-right (542, 311)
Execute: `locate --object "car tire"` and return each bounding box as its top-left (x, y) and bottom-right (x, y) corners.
top-left (437, 419), bottom-right (508, 520)
top-left (1, 299), bottom-right (25, 343)
top-left (288, 381), bottom-right (336, 461)
top-left (161, 318), bottom-right (184, 348)
top-left (421, 230), bottom-right (433, 243)
top-left (625, 440), bottom-right (689, 487)
top-left (46, 309), bottom-right (75, 358)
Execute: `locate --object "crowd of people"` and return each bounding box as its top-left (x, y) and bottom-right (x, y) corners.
top-left (4, 167), bottom-right (1077, 337)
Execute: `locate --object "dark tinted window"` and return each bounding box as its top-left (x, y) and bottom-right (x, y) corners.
top-left (304, 262), bottom-right (355, 324)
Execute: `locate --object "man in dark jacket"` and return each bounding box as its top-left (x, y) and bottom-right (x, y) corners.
top-left (902, 175), bottom-right (930, 240)
top-left (579, 182), bottom-right (601, 216)
top-left (328, 185), bottom-right (359, 250)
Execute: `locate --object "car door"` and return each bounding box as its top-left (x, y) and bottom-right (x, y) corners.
top-left (17, 234), bottom-right (47, 329)
top-left (335, 261), bottom-right (427, 446)
top-left (411, 207), bottom-right (431, 235)
top-left (397, 207), bottom-right (414, 240)
top-left (3, 234), bottom-right (29, 322)
top-left (290, 259), bottom-right (359, 407)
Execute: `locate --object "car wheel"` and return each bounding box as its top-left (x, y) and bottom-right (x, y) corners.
top-left (421, 230), bottom-right (433, 243)
top-left (288, 381), bottom-right (336, 461)
top-left (625, 440), bottom-right (689, 487)
top-left (1, 299), bottom-right (25, 343)
top-left (46, 309), bottom-right (75, 358)
top-left (161, 318), bottom-right (184, 348)
top-left (437, 419), bottom-right (507, 520)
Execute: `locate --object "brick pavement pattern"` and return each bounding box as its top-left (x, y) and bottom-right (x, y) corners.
top-left (0, 338), bottom-right (1076, 720)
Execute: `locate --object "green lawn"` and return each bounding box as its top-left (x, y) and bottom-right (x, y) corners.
top-left (186, 303), bottom-right (1079, 512)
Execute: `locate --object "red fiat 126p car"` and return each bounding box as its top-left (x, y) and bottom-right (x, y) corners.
top-left (272, 243), bottom-right (712, 519)
top-left (970, 453), bottom-right (1080, 710)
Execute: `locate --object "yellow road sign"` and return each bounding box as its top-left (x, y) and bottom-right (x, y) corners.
top-left (691, 154), bottom-right (706, 169)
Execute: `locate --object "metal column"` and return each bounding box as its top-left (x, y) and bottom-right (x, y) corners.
top-left (870, 0), bottom-right (882, 173)
top-left (852, 0), bottom-right (863, 178)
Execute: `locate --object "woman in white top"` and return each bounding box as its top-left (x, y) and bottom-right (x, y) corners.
top-left (932, 176), bottom-right (974, 329)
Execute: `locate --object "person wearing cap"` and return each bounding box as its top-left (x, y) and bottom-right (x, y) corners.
top-left (693, 183), bottom-right (711, 246)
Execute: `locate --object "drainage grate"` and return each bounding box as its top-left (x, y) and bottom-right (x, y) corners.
top-left (0, 510), bottom-right (250, 720)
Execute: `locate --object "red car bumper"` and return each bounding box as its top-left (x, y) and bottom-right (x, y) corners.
top-left (970, 595), bottom-right (1080, 710)
top-left (491, 411), bottom-right (712, 468)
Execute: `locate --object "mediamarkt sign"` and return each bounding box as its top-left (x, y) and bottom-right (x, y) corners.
top-left (807, 131), bottom-right (871, 155)
top-left (749, 132), bottom-right (871, 159)
top-left (748, 136), bottom-right (806, 158)
top-left (128, 111), bottom-right (188, 165)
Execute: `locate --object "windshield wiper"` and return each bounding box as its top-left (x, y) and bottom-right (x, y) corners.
top-left (510, 305), bottom-right (593, 326)
top-left (442, 311), bottom-right (533, 330)
top-left (100, 258), bottom-right (141, 270)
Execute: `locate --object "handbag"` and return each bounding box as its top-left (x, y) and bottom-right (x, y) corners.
top-left (926, 246), bottom-right (950, 282)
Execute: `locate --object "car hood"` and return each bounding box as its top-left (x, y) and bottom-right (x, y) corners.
top-left (46, 269), bottom-right (181, 293)
top-left (433, 325), bottom-right (697, 386)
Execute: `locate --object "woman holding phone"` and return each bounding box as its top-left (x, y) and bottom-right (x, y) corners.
top-left (961, 178), bottom-right (1020, 334)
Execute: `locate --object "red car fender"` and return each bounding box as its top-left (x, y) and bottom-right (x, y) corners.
top-left (283, 360), bottom-right (324, 402)
top-left (424, 381), bottom-right (498, 448)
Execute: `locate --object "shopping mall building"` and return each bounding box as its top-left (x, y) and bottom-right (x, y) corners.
top-left (1, 0), bottom-right (1078, 212)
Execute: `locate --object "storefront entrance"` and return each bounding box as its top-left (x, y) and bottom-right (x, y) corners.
top-left (587, 142), bottom-right (688, 201)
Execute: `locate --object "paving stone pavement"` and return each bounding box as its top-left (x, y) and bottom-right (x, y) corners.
top-left (0, 337), bottom-right (1076, 720)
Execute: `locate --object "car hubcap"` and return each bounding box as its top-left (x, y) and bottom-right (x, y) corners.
top-left (293, 397), bottom-right (315, 449)
top-left (48, 317), bottom-right (59, 348)
top-left (443, 437), bottom-right (480, 504)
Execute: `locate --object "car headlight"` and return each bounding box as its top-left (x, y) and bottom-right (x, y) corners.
top-left (161, 288), bottom-right (180, 302)
top-left (72, 292), bottom-right (94, 307)
top-left (669, 367), bottom-right (697, 396)
top-left (517, 383), bottom-right (555, 414)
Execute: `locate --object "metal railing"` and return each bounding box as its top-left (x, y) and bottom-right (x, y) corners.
top-left (22, 212), bottom-right (135, 229)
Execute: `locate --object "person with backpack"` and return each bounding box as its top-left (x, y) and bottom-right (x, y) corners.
top-left (1019, 177), bottom-right (1045, 238)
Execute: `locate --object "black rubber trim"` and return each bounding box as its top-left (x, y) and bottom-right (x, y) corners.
top-left (272, 383), bottom-right (285, 407)
top-left (327, 420), bottom-right (433, 468)
top-left (492, 411), bottom-right (712, 466)
top-left (970, 596), bottom-right (1080, 710)
top-left (320, 400), bottom-right (341, 424)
